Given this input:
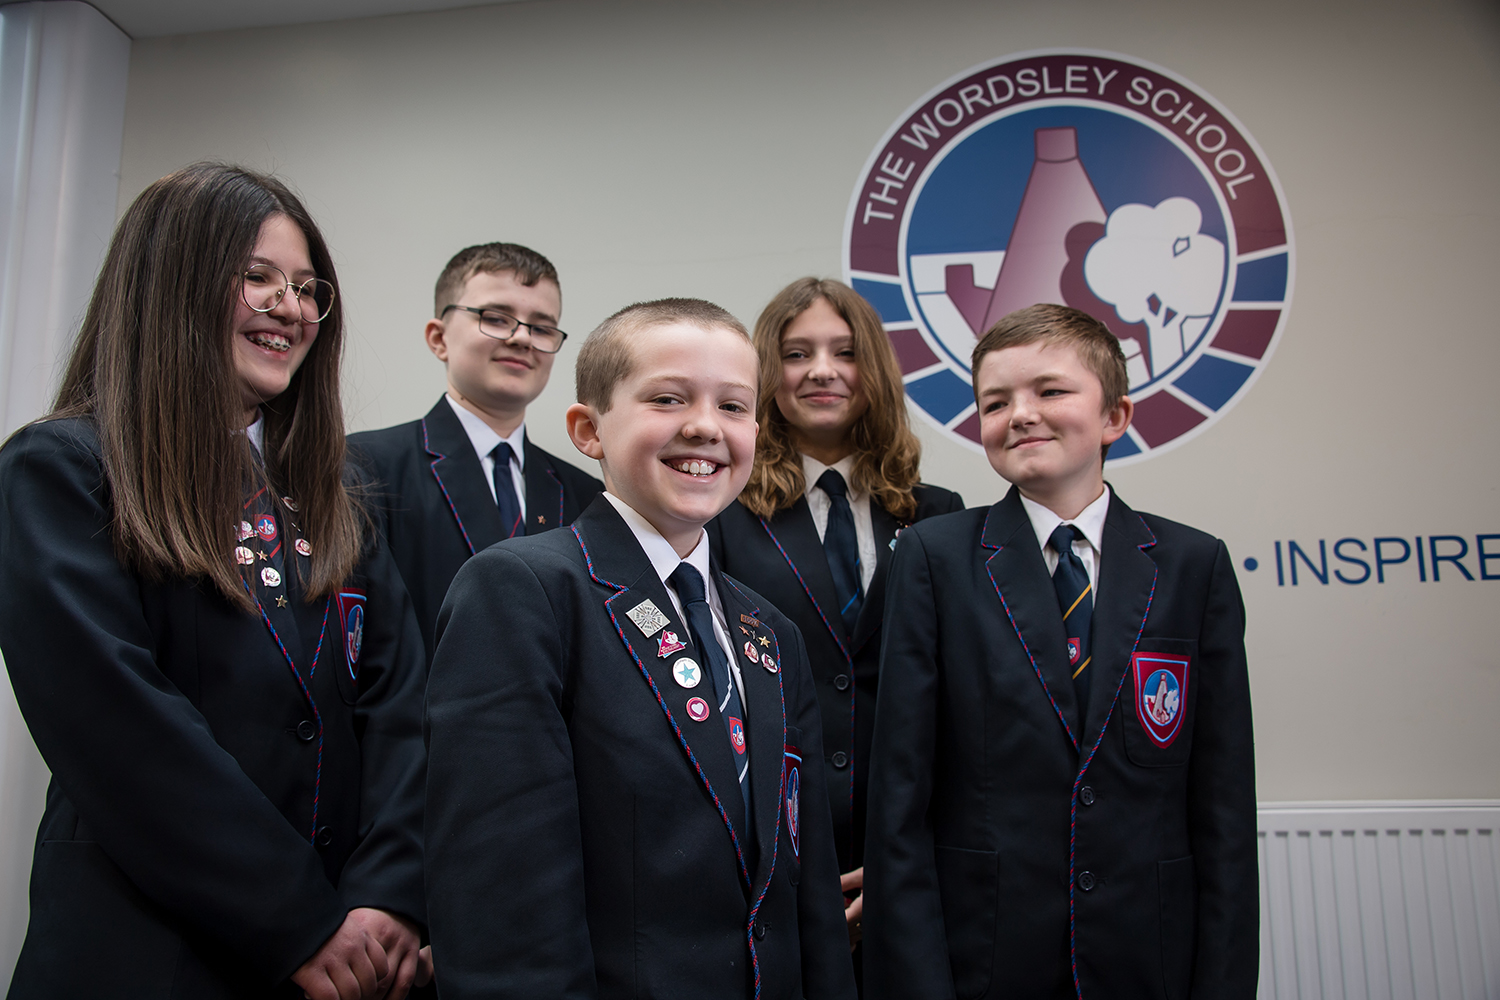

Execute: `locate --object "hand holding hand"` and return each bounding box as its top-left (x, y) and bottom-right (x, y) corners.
top-left (841, 866), bottom-right (864, 951)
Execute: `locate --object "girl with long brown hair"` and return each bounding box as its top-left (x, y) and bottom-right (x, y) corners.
top-left (707, 277), bottom-right (963, 965)
top-left (0, 163), bottom-right (430, 999)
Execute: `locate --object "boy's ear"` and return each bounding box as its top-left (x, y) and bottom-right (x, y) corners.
top-left (566, 402), bottom-right (605, 461)
top-left (424, 317), bottom-right (450, 363)
top-left (1101, 395), bottom-right (1135, 447)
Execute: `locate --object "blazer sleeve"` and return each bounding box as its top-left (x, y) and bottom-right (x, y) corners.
top-left (335, 535), bottom-right (428, 926)
top-left (424, 547), bottom-right (597, 999)
top-left (1187, 540), bottom-right (1259, 997)
top-left (862, 527), bottom-right (958, 1000)
top-left (0, 424), bottom-right (345, 982)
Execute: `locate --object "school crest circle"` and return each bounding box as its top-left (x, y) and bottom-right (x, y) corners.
top-left (843, 49), bottom-right (1293, 462)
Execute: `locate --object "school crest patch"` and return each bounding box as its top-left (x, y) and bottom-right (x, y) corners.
top-left (1132, 652), bottom-right (1189, 747)
top-left (784, 752), bottom-right (802, 859)
top-left (335, 589), bottom-right (367, 681)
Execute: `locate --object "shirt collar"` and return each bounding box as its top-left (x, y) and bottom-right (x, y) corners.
top-left (445, 394), bottom-right (526, 468)
top-left (602, 492), bottom-right (710, 587)
top-left (1020, 484), bottom-right (1111, 556)
top-left (801, 452), bottom-right (859, 497)
top-left (245, 413), bottom-right (266, 457)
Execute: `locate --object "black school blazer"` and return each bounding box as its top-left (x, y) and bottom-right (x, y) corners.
top-left (707, 483), bottom-right (963, 872)
top-left (864, 487), bottom-right (1258, 1000)
top-left (0, 418), bottom-right (427, 998)
top-left (424, 498), bottom-right (858, 1000)
top-left (348, 396), bottom-right (604, 663)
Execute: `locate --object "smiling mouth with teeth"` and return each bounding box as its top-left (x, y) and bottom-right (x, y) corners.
top-left (670, 459), bottom-right (719, 477)
top-left (246, 331), bottom-right (291, 353)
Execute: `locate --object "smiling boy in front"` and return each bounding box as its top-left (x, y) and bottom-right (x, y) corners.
top-left (424, 299), bottom-right (857, 1000)
top-left (863, 304), bottom-right (1258, 999)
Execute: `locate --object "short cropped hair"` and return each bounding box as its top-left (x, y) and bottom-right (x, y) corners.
top-left (575, 298), bottom-right (750, 413)
top-left (433, 242), bottom-right (558, 316)
top-left (971, 303), bottom-right (1129, 412)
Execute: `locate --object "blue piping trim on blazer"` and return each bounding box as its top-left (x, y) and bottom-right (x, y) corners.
top-left (755, 515), bottom-right (858, 822)
top-left (422, 417), bottom-right (477, 556)
top-left (1068, 513), bottom-right (1157, 999)
top-left (247, 586), bottom-right (332, 843)
top-left (571, 526), bottom-right (755, 886)
top-left (724, 576), bottom-right (787, 1000)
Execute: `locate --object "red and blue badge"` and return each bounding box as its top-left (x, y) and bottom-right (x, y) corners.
top-left (255, 514), bottom-right (277, 543)
top-left (728, 716), bottom-right (746, 755)
top-left (335, 589), bottom-right (366, 681)
top-left (784, 749), bottom-right (802, 858)
top-left (1132, 652), bottom-right (1190, 748)
top-left (1067, 638), bottom-right (1082, 666)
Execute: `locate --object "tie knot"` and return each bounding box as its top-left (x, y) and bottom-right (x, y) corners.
top-left (816, 468), bottom-right (848, 499)
top-left (1049, 523), bottom-right (1084, 557)
top-left (668, 562), bottom-right (707, 604)
top-left (491, 442), bottom-right (514, 465)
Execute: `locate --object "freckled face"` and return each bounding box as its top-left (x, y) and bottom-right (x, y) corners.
top-left (774, 298), bottom-right (867, 451)
top-left (976, 341), bottom-right (1131, 511)
top-left (231, 214), bottom-right (320, 425)
top-left (591, 323), bottom-right (759, 551)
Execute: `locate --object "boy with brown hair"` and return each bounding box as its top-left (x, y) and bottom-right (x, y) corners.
top-left (424, 299), bottom-right (857, 999)
top-left (349, 243), bottom-right (602, 663)
top-left (863, 304), bottom-right (1257, 999)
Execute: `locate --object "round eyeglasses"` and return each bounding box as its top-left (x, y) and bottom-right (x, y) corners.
top-left (241, 264), bottom-right (336, 323)
top-left (441, 305), bottom-right (569, 354)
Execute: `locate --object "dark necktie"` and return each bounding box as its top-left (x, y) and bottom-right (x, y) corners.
top-left (490, 442), bottom-right (522, 539)
top-left (817, 469), bottom-right (864, 633)
top-left (1049, 523), bottom-right (1094, 723)
top-left (668, 562), bottom-right (751, 813)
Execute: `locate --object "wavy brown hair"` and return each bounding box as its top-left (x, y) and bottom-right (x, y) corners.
top-left (48, 162), bottom-right (362, 612)
top-left (738, 278), bottom-right (921, 521)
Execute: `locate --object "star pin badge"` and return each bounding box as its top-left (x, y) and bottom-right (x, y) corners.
top-left (626, 599), bottom-right (669, 637)
top-left (672, 657), bottom-right (702, 689)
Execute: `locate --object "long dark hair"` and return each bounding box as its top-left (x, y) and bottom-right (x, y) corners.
top-left (739, 278), bottom-right (923, 521)
top-left (49, 162), bottom-right (362, 611)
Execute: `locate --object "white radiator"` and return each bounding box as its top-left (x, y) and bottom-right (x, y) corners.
top-left (1258, 801), bottom-right (1500, 1000)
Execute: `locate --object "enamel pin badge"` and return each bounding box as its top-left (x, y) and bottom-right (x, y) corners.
top-left (260, 567), bottom-right (281, 588)
top-left (672, 658), bottom-right (702, 689)
top-left (657, 630), bottom-right (687, 657)
top-left (743, 640), bottom-right (758, 663)
top-left (235, 546), bottom-right (255, 565)
top-left (237, 521), bottom-right (255, 541)
top-left (626, 599), bottom-right (669, 638)
top-left (761, 653), bottom-right (778, 674)
top-left (295, 539), bottom-right (312, 557)
top-left (686, 697), bottom-right (711, 722)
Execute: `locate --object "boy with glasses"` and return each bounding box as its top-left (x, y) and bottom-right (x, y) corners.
top-left (350, 243), bottom-right (603, 663)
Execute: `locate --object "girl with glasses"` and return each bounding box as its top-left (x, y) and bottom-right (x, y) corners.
top-left (0, 163), bottom-right (430, 1000)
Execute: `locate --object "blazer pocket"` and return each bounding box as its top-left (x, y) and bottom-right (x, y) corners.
top-left (934, 845), bottom-right (997, 1000)
top-left (1123, 637), bottom-right (1199, 767)
top-left (1158, 854), bottom-right (1196, 1000)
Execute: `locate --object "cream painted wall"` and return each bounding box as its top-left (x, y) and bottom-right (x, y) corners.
top-left (115, 0), bottom-right (1500, 802)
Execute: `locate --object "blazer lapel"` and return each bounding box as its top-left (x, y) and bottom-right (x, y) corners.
top-left (718, 573), bottom-right (787, 898)
top-left (850, 501), bottom-right (900, 652)
top-left (572, 502), bottom-right (754, 884)
top-left (421, 398), bottom-right (506, 554)
top-left (1080, 491), bottom-right (1159, 754)
top-left (981, 489), bottom-right (1082, 751)
top-left (762, 500), bottom-right (851, 653)
top-left (522, 435), bottom-right (565, 535)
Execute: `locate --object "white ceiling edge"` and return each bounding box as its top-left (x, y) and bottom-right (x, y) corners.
top-left (81, 0), bottom-right (536, 39)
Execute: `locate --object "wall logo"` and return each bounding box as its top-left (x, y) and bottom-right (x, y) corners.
top-left (844, 49), bottom-right (1293, 461)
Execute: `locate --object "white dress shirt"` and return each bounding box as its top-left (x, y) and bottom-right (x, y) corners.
top-left (1020, 485), bottom-right (1111, 597)
top-left (603, 493), bottom-right (745, 704)
top-left (801, 453), bottom-right (878, 592)
top-left (446, 394), bottom-right (527, 519)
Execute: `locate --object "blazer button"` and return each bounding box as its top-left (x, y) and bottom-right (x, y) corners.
top-left (1079, 786), bottom-right (1095, 806)
top-left (833, 674), bottom-right (850, 691)
top-left (1077, 871), bottom-right (1096, 892)
top-left (753, 923), bottom-right (767, 940)
top-left (831, 751), bottom-right (849, 769)
top-left (315, 826), bottom-right (334, 847)
top-left (296, 720), bottom-right (317, 742)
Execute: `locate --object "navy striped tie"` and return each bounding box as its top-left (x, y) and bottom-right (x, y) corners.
top-left (1049, 523), bottom-right (1094, 723)
top-left (817, 469), bottom-right (864, 633)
